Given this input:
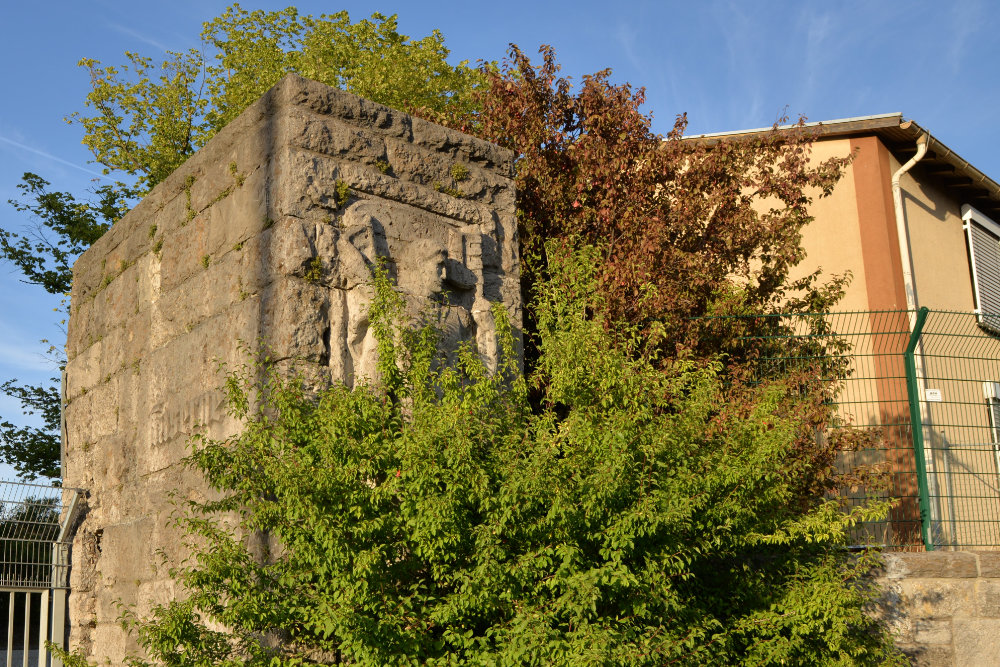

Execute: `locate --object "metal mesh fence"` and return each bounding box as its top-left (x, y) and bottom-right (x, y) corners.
top-left (918, 310), bottom-right (1000, 549)
top-left (0, 482), bottom-right (80, 589)
top-left (701, 309), bottom-right (1000, 551)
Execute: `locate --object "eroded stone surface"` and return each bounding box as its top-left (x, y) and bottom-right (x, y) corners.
top-left (64, 73), bottom-right (518, 663)
top-left (874, 551), bottom-right (1000, 665)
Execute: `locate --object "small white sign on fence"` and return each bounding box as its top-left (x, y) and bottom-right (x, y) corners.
top-left (925, 388), bottom-right (943, 402)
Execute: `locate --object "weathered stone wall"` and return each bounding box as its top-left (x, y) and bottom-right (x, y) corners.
top-left (878, 552), bottom-right (1000, 665)
top-left (63, 74), bottom-right (518, 662)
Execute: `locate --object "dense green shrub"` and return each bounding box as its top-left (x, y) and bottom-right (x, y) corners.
top-left (56, 252), bottom-right (903, 666)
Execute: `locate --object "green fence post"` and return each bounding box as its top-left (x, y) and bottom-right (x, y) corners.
top-left (904, 307), bottom-right (933, 550)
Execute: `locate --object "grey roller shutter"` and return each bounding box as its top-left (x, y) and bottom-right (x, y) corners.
top-left (990, 398), bottom-right (1000, 444)
top-left (969, 221), bottom-right (1000, 333)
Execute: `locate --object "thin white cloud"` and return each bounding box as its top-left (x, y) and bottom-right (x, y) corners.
top-left (106, 22), bottom-right (170, 52)
top-left (711, 1), bottom-right (771, 129)
top-left (0, 136), bottom-right (106, 179)
top-left (614, 21), bottom-right (645, 76)
top-left (947, 0), bottom-right (983, 74)
top-left (0, 339), bottom-right (59, 375)
top-left (612, 19), bottom-right (660, 117)
top-left (798, 10), bottom-right (834, 117)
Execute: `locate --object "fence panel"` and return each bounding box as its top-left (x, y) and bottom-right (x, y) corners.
top-left (917, 310), bottom-right (1000, 548)
top-left (0, 482), bottom-right (80, 666)
top-left (701, 309), bottom-right (1000, 551)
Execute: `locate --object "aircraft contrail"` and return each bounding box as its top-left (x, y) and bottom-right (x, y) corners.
top-left (0, 136), bottom-right (107, 179)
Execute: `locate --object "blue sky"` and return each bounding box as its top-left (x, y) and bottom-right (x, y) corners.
top-left (0, 0), bottom-right (997, 479)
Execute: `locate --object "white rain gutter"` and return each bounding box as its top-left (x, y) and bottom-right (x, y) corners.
top-left (891, 132), bottom-right (944, 538)
top-left (892, 132), bottom-right (928, 322)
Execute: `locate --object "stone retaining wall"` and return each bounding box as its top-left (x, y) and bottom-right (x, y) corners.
top-left (879, 551), bottom-right (1000, 665)
top-left (63, 74), bottom-right (518, 663)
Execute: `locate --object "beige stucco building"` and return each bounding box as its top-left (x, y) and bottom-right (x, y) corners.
top-left (699, 113), bottom-right (1000, 315)
top-left (701, 114), bottom-right (1000, 551)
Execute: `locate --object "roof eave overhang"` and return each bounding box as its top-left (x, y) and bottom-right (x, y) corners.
top-left (684, 114), bottom-right (1000, 220)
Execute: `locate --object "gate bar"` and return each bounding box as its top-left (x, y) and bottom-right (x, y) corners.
top-left (5, 591), bottom-right (12, 667)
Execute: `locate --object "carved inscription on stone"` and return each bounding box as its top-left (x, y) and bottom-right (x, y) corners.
top-left (148, 389), bottom-right (227, 449)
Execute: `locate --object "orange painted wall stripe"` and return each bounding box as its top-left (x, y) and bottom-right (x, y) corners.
top-left (849, 134), bottom-right (920, 542)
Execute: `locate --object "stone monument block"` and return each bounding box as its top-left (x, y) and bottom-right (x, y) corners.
top-left (63, 73), bottom-right (518, 661)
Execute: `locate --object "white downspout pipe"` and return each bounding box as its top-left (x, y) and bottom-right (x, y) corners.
top-left (890, 132), bottom-right (943, 542)
top-left (892, 132), bottom-right (928, 321)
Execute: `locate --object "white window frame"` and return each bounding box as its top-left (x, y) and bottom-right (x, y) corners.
top-left (982, 382), bottom-right (1000, 476)
top-left (962, 204), bottom-right (1000, 333)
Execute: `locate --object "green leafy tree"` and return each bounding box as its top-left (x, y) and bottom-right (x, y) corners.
top-left (2, 173), bottom-right (125, 296)
top-left (56, 257), bottom-right (901, 665)
top-left (0, 5), bottom-right (482, 479)
top-left (464, 46), bottom-right (867, 503)
top-left (0, 174), bottom-right (126, 479)
top-left (14, 16), bottom-right (902, 663)
top-left (0, 379), bottom-right (61, 480)
top-left (472, 45), bottom-right (851, 350)
top-left (71, 5), bottom-right (483, 194)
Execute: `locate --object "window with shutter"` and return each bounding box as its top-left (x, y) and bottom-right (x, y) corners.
top-left (963, 205), bottom-right (1000, 333)
top-left (982, 382), bottom-right (1000, 475)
